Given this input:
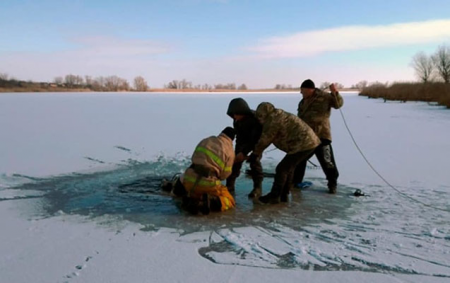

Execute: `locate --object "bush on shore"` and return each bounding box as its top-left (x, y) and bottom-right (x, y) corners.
top-left (359, 82), bottom-right (450, 108)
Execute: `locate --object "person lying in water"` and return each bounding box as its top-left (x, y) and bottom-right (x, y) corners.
top-left (161, 127), bottom-right (236, 215)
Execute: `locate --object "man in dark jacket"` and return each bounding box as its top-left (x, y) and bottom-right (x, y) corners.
top-left (294, 79), bottom-right (344, 194)
top-left (226, 98), bottom-right (264, 198)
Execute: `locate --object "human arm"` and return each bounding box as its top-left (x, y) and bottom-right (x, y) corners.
top-left (329, 83), bottom-right (344, 109)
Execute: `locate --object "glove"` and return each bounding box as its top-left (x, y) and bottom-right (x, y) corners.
top-left (246, 153), bottom-right (259, 164)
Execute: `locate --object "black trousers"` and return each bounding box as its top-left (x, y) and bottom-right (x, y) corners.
top-left (270, 148), bottom-right (315, 197)
top-left (226, 156), bottom-right (263, 191)
top-left (293, 139), bottom-right (339, 188)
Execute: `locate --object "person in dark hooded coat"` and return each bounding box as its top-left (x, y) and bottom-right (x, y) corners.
top-left (226, 98), bottom-right (264, 198)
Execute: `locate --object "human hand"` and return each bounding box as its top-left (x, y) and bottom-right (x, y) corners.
top-left (329, 83), bottom-right (338, 94)
top-left (246, 153), bottom-right (258, 164)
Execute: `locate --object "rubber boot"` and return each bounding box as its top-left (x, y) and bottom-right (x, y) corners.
top-left (328, 181), bottom-right (337, 194)
top-left (258, 192), bottom-right (280, 204)
top-left (248, 187), bottom-right (262, 199)
top-left (280, 194), bottom-right (289, 202)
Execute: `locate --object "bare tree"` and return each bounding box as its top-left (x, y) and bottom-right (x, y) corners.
top-left (104, 76), bottom-right (122, 91)
top-left (215, 83), bottom-right (237, 90)
top-left (165, 79), bottom-right (193, 89)
top-left (432, 44), bottom-right (450, 83)
top-left (334, 82), bottom-right (345, 89)
top-left (91, 76), bottom-right (106, 91)
top-left (65, 74), bottom-right (76, 86)
top-left (320, 82), bottom-right (331, 89)
top-left (202, 83), bottom-right (211, 90)
top-left (54, 77), bottom-right (63, 84)
top-left (180, 79), bottom-right (191, 89)
top-left (0, 72), bottom-right (9, 80)
top-left (167, 80), bottom-right (179, 89)
top-left (85, 76), bottom-right (93, 87)
top-left (74, 75), bottom-right (84, 85)
top-left (134, 76), bottom-right (149, 91)
top-left (238, 83), bottom-right (247, 90)
top-left (119, 78), bottom-right (130, 91)
top-left (63, 74), bottom-right (83, 86)
top-left (411, 51), bottom-right (434, 83)
top-left (227, 83), bottom-right (236, 90)
top-left (355, 80), bottom-right (368, 89)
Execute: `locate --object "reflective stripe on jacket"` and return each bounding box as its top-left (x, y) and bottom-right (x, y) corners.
top-left (183, 133), bottom-right (235, 196)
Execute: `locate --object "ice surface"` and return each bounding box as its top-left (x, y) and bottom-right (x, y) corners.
top-left (1, 92), bottom-right (449, 282)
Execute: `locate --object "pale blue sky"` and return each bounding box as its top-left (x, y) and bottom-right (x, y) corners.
top-left (1, 0), bottom-right (450, 88)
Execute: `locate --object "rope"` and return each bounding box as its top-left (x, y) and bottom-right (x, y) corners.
top-left (339, 107), bottom-right (450, 213)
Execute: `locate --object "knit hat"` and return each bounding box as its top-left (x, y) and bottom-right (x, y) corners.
top-left (221, 127), bottom-right (236, 141)
top-left (300, 79), bottom-right (315, 89)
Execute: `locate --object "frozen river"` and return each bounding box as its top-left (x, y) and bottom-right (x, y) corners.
top-left (1, 92), bottom-right (449, 282)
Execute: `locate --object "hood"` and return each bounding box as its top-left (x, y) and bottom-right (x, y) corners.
top-left (255, 102), bottom-right (275, 123)
top-left (227, 98), bottom-right (252, 118)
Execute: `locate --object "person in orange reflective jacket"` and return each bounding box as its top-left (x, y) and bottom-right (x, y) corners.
top-left (161, 127), bottom-right (236, 215)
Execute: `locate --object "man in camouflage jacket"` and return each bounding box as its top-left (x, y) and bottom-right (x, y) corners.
top-left (247, 102), bottom-right (320, 204)
top-left (294, 79), bottom-right (344, 193)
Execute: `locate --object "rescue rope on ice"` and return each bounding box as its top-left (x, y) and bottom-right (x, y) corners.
top-left (339, 106), bottom-right (450, 213)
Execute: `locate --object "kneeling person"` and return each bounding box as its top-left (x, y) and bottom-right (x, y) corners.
top-left (162, 127), bottom-right (236, 215)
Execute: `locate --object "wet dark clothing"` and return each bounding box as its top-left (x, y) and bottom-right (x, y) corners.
top-left (295, 89), bottom-right (343, 189)
top-left (293, 139), bottom-right (339, 188)
top-left (271, 148), bottom-right (315, 198)
top-left (227, 98), bottom-right (263, 156)
top-left (226, 156), bottom-right (263, 192)
top-left (226, 98), bottom-right (264, 191)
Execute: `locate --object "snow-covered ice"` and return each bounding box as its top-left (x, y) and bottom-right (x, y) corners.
top-left (1, 92), bottom-right (449, 282)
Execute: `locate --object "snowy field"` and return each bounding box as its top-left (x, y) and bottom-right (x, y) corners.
top-left (1, 92), bottom-right (449, 283)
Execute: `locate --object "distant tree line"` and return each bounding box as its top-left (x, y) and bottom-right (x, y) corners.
top-left (1, 72), bottom-right (386, 93)
top-left (0, 73), bottom-right (152, 92)
top-left (275, 82), bottom-right (350, 90)
top-left (274, 84), bottom-right (293, 90)
top-left (52, 75), bottom-right (149, 91)
top-left (164, 79), bottom-right (247, 90)
top-left (411, 44), bottom-right (450, 83)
